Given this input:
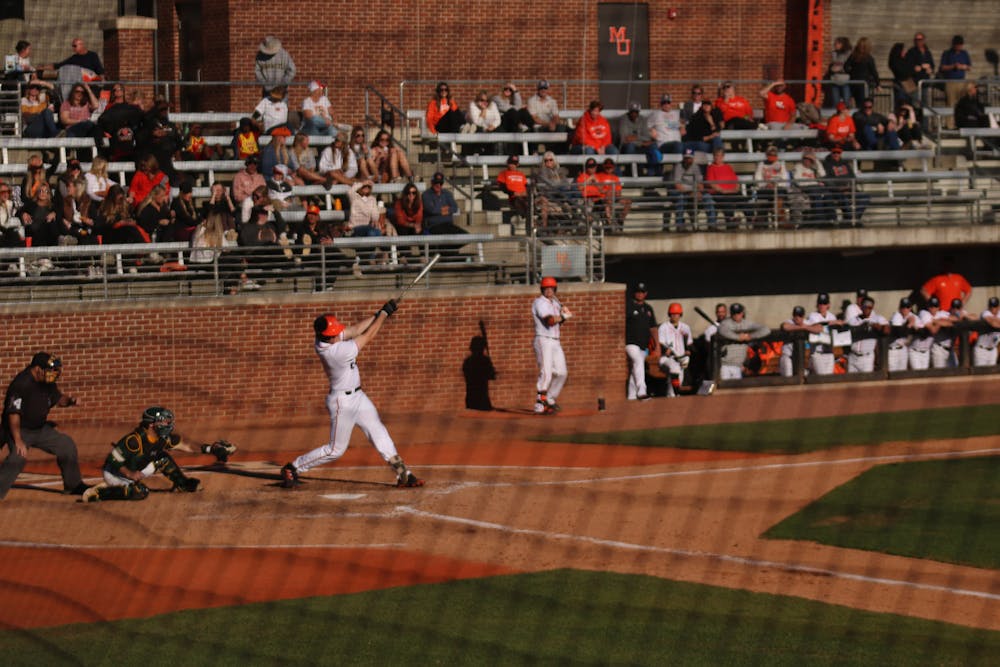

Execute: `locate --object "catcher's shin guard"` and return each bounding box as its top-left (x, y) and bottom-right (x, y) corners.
top-left (92, 481), bottom-right (150, 501)
top-left (155, 453), bottom-right (199, 492)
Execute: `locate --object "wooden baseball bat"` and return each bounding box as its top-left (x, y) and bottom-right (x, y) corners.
top-left (693, 306), bottom-right (717, 326)
top-left (395, 253), bottom-right (441, 302)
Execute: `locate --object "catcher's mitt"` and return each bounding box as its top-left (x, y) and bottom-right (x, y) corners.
top-left (201, 439), bottom-right (237, 463)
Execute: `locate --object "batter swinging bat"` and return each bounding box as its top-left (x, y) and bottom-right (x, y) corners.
top-left (693, 306), bottom-right (716, 326)
top-left (395, 253), bottom-right (441, 303)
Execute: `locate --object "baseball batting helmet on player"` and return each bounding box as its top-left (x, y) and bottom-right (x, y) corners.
top-left (668, 303), bottom-right (683, 316)
top-left (314, 314), bottom-right (346, 339)
top-left (142, 407), bottom-right (175, 439)
top-left (540, 276), bottom-right (558, 290)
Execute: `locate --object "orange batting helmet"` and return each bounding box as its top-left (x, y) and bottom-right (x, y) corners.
top-left (668, 302), bottom-right (683, 315)
top-left (540, 276), bottom-right (558, 289)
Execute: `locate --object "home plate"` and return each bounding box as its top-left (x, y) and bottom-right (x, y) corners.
top-left (321, 493), bottom-right (367, 500)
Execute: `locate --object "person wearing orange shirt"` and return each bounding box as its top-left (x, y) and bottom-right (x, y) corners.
top-left (714, 82), bottom-right (756, 130)
top-left (571, 100), bottom-right (618, 156)
top-left (594, 158), bottom-right (631, 231)
top-left (825, 102), bottom-right (860, 149)
top-left (759, 80), bottom-right (800, 129)
top-left (495, 154), bottom-right (530, 219)
top-left (576, 157), bottom-right (603, 201)
top-left (920, 271), bottom-right (972, 310)
top-left (425, 81), bottom-right (464, 134)
top-left (705, 148), bottom-right (752, 229)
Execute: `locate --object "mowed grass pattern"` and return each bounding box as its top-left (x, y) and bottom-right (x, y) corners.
top-left (1, 570), bottom-right (998, 666)
top-left (765, 456), bottom-right (1000, 569)
top-left (542, 404), bottom-right (1000, 454)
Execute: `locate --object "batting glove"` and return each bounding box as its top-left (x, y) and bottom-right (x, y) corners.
top-left (380, 299), bottom-right (398, 317)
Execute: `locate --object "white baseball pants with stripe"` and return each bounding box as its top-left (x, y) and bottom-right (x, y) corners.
top-left (534, 335), bottom-right (567, 401)
top-left (294, 390), bottom-right (398, 473)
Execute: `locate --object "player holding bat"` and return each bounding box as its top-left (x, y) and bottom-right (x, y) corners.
top-left (533, 276), bottom-right (573, 414)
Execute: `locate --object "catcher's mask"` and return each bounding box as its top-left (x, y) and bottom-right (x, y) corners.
top-left (314, 314), bottom-right (346, 339)
top-left (142, 406), bottom-right (175, 439)
top-left (31, 352), bottom-right (62, 383)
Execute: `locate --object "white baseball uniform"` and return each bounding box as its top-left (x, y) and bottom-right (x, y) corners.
top-left (888, 310), bottom-right (919, 372)
top-left (909, 310), bottom-right (935, 370)
top-left (293, 337), bottom-right (400, 473)
top-left (843, 302), bottom-right (863, 323)
top-left (929, 310), bottom-right (956, 368)
top-left (658, 320), bottom-right (693, 394)
top-left (973, 308), bottom-right (1000, 367)
top-left (846, 311), bottom-right (888, 373)
top-left (806, 310), bottom-right (838, 375)
top-left (779, 319), bottom-right (797, 377)
top-left (533, 293), bottom-right (567, 407)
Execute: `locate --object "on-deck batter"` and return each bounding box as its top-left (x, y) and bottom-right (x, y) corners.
top-left (533, 276), bottom-right (573, 414)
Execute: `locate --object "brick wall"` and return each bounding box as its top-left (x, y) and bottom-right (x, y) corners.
top-left (0, 285), bottom-right (622, 425)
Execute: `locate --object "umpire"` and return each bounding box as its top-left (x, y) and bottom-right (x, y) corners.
top-left (0, 352), bottom-right (88, 500)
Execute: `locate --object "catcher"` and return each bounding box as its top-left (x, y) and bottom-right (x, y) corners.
top-left (83, 407), bottom-right (237, 502)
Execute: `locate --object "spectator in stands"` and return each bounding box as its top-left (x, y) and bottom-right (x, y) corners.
top-left (171, 181), bottom-right (199, 242)
top-left (422, 172), bottom-right (465, 235)
top-left (346, 180), bottom-right (384, 238)
top-left (939, 36), bottom-right (972, 123)
top-left (94, 185), bottom-right (147, 244)
top-left (752, 145), bottom-right (790, 227)
top-left (576, 156), bottom-right (603, 207)
top-left (825, 37), bottom-right (853, 109)
top-left (300, 81), bottom-right (335, 136)
top-left (844, 37), bottom-right (881, 109)
top-left (779, 306), bottom-right (823, 376)
top-left (48, 37), bottom-right (104, 81)
top-left (496, 155), bottom-right (530, 220)
top-left (83, 157), bottom-right (110, 205)
top-left (825, 101), bottom-right (860, 150)
top-left (670, 148), bottom-right (715, 230)
top-left (318, 135), bottom-right (359, 187)
top-left (105, 83), bottom-right (126, 109)
top-left (426, 81), bottom-right (464, 134)
top-left (190, 211), bottom-right (237, 265)
top-left (822, 145), bottom-right (868, 225)
top-left (619, 102), bottom-right (657, 176)
top-left (20, 155), bottom-right (49, 202)
top-left (348, 126), bottom-right (376, 181)
top-left (852, 98), bottom-right (900, 150)
top-left (98, 88), bottom-right (144, 162)
top-left (954, 82), bottom-right (990, 129)
top-left (683, 99), bottom-right (723, 154)
top-left (128, 154), bottom-right (169, 209)
top-left (790, 147), bottom-right (830, 226)
top-left (370, 130), bottom-right (413, 183)
top-left (20, 182), bottom-right (59, 246)
top-left (0, 181), bottom-right (25, 246)
top-left (254, 36), bottom-right (296, 97)
top-left (201, 182), bottom-right (237, 229)
top-left (232, 156), bottom-right (266, 209)
top-left (717, 303), bottom-right (771, 380)
top-left (895, 102), bottom-right (926, 148)
top-left (596, 157), bottom-right (631, 232)
top-left (705, 148), bottom-right (751, 230)
top-left (714, 82), bottom-right (756, 130)
top-left (234, 117), bottom-right (261, 160)
top-left (533, 151), bottom-right (576, 229)
top-left (759, 80), bottom-right (800, 130)
top-left (55, 171), bottom-right (94, 244)
top-left (240, 185), bottom-right (287, 229)
top-left (239, 205), bottom-right (282, 246)
top-left (181, 123), bottom-right (216, 161)
top-left (136, 184), bottom-right (173, 242)
top-left (56, 158), bottom-right (83, 203)
top-left (680, 85), bottom-right (705, 123)
top-left (571, 100), bottom-right (617, 157)
top-left (493, 82), bottom-right (533, 132)
top-left (259, 126), bottom-right (300, 182)
top-left (292, 133), bottom-right (325, 186)
top-left (392, 183), bottom-right (424, 236)
top-left (266, 164), bottom-right (296, 213)
top-left (467, 90), bottom-right (502, 134)
top-left (648, 94), bottom-right (685, 163)
top-left (58, 82), bottom-right (100, 139)
top-left (904, 32), bottom-right (935, 105)
top-left (138, 99), bottom-right (182, 185)
top-left (888, 42), bottom-right (914, 106)
top-left (253, 86), bottom-right (289, 134)
top-left (20, 80), bottom-right (58, 138)
top-left (526, 79), bottom-right (566, 133)
top-left (8, 40), bottom-right (35, 83)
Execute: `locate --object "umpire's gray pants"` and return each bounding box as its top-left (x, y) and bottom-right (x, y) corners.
top-left (0, 424), bottom-right (83, 500)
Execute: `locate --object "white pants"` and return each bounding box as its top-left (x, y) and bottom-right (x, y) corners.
top-left (909, 347), bottom-right (930, 370)
top-left (294, 390), bottom-right (398, 473)
top-left (625, 344), bottom-right (647, 399)
top-left (973, 346), bottom-right (998, 367)
top-left (779, 354), bottom-right (794, 377)
top-left (719, 364), bottom-right (743, 380)
top-left (810, 351), bottom-right (835, 375)
top-left (658, 355), bottom-right (685, 382)
top-left (847, 352), bottom-right (875, 373)
top-left (931, 343), bottom-right (952, 369)
top-left (534, 336), bottom-right (567, 400)
top-left (103, 461), bottom-right (156, 487)
top-left (887, 346), bottom-right (908, 372)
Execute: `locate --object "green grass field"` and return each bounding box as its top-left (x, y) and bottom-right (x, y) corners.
top-left (2, 570), bottom-right (997, 666)
top-left (541, 404), bottom-right (1000, 454)
top-left (765, 456), bottom-right (1000, 569)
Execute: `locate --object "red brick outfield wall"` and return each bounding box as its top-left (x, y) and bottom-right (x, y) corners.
top-left (0, 283), bottom-right (623, 424)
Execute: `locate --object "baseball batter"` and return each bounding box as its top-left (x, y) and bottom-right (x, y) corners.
top-left (806, 292), bottom-right (843, 375)
top-left (973, 296), bottom-right (1000, 367)
top-left (846, 297), bottom-right (889, 373)
top-left (625, 282), bottom-right (657, 400)
top-left (280, 301), bottom-right (424, 489)
top-left (888, 297), bottom-right (920, 372)
top-left (657, 303), bottom-right (693, 397)
top-left (533, 276), bottom-right (573, 414)
top-left (779, 306), bottom-right (822, 377)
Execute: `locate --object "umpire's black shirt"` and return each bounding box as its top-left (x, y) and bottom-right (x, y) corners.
top-left (626, 298), bottom-right (658, 347)
top-left (3, 368), bottom-right (61, 432)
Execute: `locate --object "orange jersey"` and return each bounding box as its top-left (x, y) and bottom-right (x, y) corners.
top-left (186, 135), bottom-right (206, 159)
top-left (236, 131), bottom-right (259, 159)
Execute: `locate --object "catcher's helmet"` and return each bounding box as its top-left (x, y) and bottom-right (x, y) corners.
top-left (313, 314), bottom-right (346, 339)
top-left (142, 406), bottom-right (175, 439)
top-left (31, 352), bottom-right (62, 383)
top-left (668, 302), bottom-right (683, 316)
top-left (540, 276), bottom-right (558, 290)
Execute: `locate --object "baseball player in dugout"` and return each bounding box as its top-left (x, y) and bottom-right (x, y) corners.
top-left (717, 304), bottom-right (771, 380)
top-left (83, 407), bottom-right (236, 502)
top-left (533, 276), bottom-right (573, 414)
top-left (280, 302), bottom-right (424, 489)
top-left (658, 303), bottom-right (694, 397)
top-left (806, 293), bottom-right (844, 375)
top-left (625, 282), bottom-right (657, 400)
top-left (973, 296), bottom-right (1000, 367)
top-left (0, 352), bottom-right (89, 500)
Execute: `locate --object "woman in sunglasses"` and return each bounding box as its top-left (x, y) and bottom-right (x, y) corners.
top-left (425, 81), bottom-right (464, 134)
top-left (370, 130), bottom-right (413, 183)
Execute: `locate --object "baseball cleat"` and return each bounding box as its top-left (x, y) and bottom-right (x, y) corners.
top-left (533, 400), bottom-right (547, 414)
top-left (82, 483), bottom-right (106, 503)
top-left (397, 472), bottom-right (425, 488)
top-left (546, 401), bottom-right (561, 413)
top-left (280, 463), bottom-right (299, 488)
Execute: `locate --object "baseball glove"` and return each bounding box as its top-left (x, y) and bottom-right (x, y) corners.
top-left (201, 439), bottom-right (237, 463)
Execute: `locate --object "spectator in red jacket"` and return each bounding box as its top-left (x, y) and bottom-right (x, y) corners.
top-left (571, 100), bottom-right (618, 156)
top-left (426, 81), bottom-right (464, 134)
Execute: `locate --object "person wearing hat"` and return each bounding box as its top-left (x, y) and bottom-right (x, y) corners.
top-left (625, 282), bottom-right (658, 400)
top-left (1, 352), bottom-right (88, 500)
top-left (571, 100), bottom-right (616, 157)
top-left (973, 296), bottom-right (1000, 367)
top-left (300, 80), bottom-right (335, 136)
top-left (647, 93), bottom-right (685, 160)
top-left (940, 35), bottom-right (972, 124)
top-left (658, 302), bottom-right (694, 396)
top-left (846, 297), bottom-right (890, 373)
top-left (791, 146), bottom-right (830, 226)
top-left (714, 82), bottom-right (756, 130)
top-left (260, 125), bottom-right (300, 182)
top-left (822, 143), bottom-right (868, 225)
top-left (252, 85), bottom-right (290, 134)
top-left (232, 154), bottom-right (266, 207)
top-left (779, 306), bottom-right (824, 377)
top-left (526, 79), bottom-right (565, 132)
top-left (916, 296), bottom-right (958, 369)
top-left (618, 102), bottom-right (656, 174)
top-left (888, 297), bottom-right (921, 372)
top-left (421, 172), bottom-right (465, 235)
top-left (752, 145), bottom-right (789, 228)
top-left (266, 163), bottom-right (295, 208)
top-left (717, 304), bottom-right (771, 380)
top-left (805, 293), bottom-right (844, 375)
top-left (496, 155), bottom-right (530, 219)
top-left (824, 101), bottom-right (859, 150)
top-left (670, 148), bottom-right (716, 230)
top-left (842, 289), bottom-right (870, 322)
top-left (254, 35), bottom-right (296, 97)
top-left (171, 180), bottom-right (199, 242)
